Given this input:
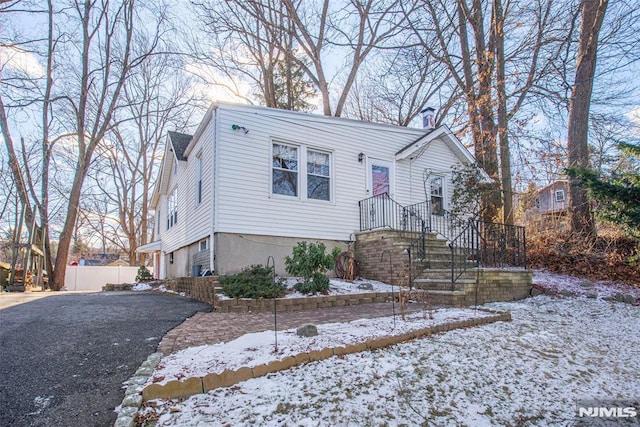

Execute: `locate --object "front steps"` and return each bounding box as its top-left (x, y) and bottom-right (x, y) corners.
top-left (356, 229), bottom-right (533, 306)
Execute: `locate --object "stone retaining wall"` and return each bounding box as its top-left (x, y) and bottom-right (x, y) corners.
top-left (166, 277), bottom-right (393, 313)
top-left (461, 269), bottom-right (533, 305)
top-left (214, 292), bottom-right (392, 313)
top-left (355, 230), bottom-right (410, 286)
top-left (166, 277), bottom-right (218, 306)
top-left (141, 309), bottom-right (511, 402)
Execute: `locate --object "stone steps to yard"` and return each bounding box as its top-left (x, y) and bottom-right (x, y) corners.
top-left (413, 278), bottom-right (476, 292)
top-left (419, 268), bottom-right (477, 280)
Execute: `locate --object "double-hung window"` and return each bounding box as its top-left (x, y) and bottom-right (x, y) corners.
top-left (555, 190), bottom-right (565, 203)
top-left (272, 142), bottom-right (332, 201)
top-left (272, 143), bottom-right (298, 196)
top-left (167, 187), bottom-right (178, 229)
top-left (430, 176), bottom-right (444, 215)
top-left (307, 150), bottom-right (330, 201)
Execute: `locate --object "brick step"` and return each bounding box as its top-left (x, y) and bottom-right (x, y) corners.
top-left (419, 268), bottom-right (477, 280)
top-left (419, 260), bottom-right (476, 270)
top-left (422, 290), bottom-right (467, 307)
top-left (413, 278), bottom-right (475, 292)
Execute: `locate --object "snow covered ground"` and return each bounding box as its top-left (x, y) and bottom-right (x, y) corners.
top-left (146, 308), bottom-right (495, 387)
top-left (137, 271), bottom-right (640, 426)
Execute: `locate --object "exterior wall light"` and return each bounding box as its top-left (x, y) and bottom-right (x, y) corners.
top-left (358, 152), bottom-right (365, 163)
top-left (231, 124), bottom-right (249, 134)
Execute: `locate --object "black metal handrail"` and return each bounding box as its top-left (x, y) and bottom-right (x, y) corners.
top-left (358, 193), bottom-right (425, 234)
top-left (448, 220), bottom-right (527, 285)
top-left (449, 219), bottom-right (480, 287)
top-left (406, 219), bottom-right (427, 290)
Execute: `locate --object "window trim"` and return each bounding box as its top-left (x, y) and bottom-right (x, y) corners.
top-left (270, 141), bottom-right (334, 203)
top-left (167, 187), bottom-right (178, 230)
top-left (555, 189), bottom-right (565, 203)
top-left (306, 148), bottom-right (331, 202)
top-left (196, 152), bottom-right (203, 205)
top-left (199, 239), bottom-right (208, 251)
top-left (271, 142), bottom-right (300, 198)
top-left (429, 174), bottom-right (446, 215)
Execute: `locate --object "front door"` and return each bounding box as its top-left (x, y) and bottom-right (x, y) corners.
top-left (368, 159), bottom-right (393, 197)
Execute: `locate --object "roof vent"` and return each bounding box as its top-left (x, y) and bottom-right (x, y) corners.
top-left (421, 107), bottom-right (436, 130)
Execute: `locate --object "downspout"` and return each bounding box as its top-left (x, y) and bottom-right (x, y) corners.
top-left (210, 108), bottom-right (219, 273)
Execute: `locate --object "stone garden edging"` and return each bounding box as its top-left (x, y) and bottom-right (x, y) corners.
top-left (213, 291), bottom-right (393, 313)
top-left (140, 309), bottom-right (511, 403)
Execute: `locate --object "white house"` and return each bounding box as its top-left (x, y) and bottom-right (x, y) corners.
top-left (138, 102), bottom-right (483, 279)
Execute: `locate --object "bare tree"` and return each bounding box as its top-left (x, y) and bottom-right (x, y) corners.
top-left (566, 0), bottom-right (608, 239)
top-left (343, 45), bottom-right (460, 127)
top-left (1, 0), bottom-right (168, 290)
top-left (87, 52), bottom-right (199, 266)
top-left (192, 0), bottom-right (408, 116)
top-left (401, 0), bottom-right (566, 223)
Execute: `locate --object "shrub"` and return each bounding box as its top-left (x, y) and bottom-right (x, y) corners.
top-left (285, 242), bottom-right (341, 295)
top-left (220, 265), bottom-right (286, 299)
top-left (135, 265), bottom-right (153, 282)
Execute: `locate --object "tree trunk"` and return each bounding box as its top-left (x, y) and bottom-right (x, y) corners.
top-left (51, 156), bottom-right (90, 290)
top-left (567, 0), bottom-right (608, 239)
top-left (493, 0), bottom-right (514, 225)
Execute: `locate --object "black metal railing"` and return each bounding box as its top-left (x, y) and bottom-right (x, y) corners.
top-left (448, 220), bottom-right (527, 285)
top-left (477, 221), bottom-right (527, 269)
top-left (449, 220), bottom-right (480, 287)
top-left (358, 194), bottom-right (527, 286)
top-left (406, 219), bottom-right (427, 290)
top-left (359, 193), bottom-right (425, 234)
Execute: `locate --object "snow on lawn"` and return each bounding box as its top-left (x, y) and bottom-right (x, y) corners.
top-left (533, 269), bottom-right (640, 299)
top-left (147, 307), bottom-right (495, 386)
top-left (141, 295), bottom-right (640, 426)
top-left (131, 283), bottom-right (153, 292)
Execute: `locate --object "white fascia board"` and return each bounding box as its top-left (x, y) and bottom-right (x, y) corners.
top-left (183, 105), bottom-right (215, 158)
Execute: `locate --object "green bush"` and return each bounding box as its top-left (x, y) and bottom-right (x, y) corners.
top-left (135, 265), bottom-right (153, 282)
top-left (220, 265), bottom-right (286, 299)
top-left (285, 242), bottom-right (341, 295)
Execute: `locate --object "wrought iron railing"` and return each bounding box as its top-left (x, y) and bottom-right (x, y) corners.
top-left (449, 220), bottom-right (480, 287)
top-left (359, 193), bottom-right (425, 234)
top-left (406, 219), bottom-right (427, 290)
top-left (477, 221), bottom-right (527, 269)
top-left (359, 194), bottom-right (467, 242)
top-left (358, 194), bottom-right (527, 286)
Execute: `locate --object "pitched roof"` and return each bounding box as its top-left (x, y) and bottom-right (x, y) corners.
top-left (167, 131), bottom-right (192, 161)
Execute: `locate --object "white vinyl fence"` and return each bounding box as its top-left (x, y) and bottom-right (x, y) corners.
top-left (64, 266), bottom-right (151, 291)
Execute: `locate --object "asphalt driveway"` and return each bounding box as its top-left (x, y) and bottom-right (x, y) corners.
top-left (0, 291), bottom-right (211, 427)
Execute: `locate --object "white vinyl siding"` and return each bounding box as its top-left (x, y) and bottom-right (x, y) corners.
top-left (157, 103), bottom-right (472, 255)
top-left (214, 106), bottom-right (433, 241)
top-left (394, 138), bottom-right (459, 208)
top-left (159, 116), bottom-right (215, 255)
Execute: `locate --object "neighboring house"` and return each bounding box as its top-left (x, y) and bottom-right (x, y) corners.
top-left (138, 103), bottom-right (484, 279)
top-left (534, 180), bottom-right (569, 216)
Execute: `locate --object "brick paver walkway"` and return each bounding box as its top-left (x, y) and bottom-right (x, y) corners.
top-left (158, 302), bottom-right (426, 355)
